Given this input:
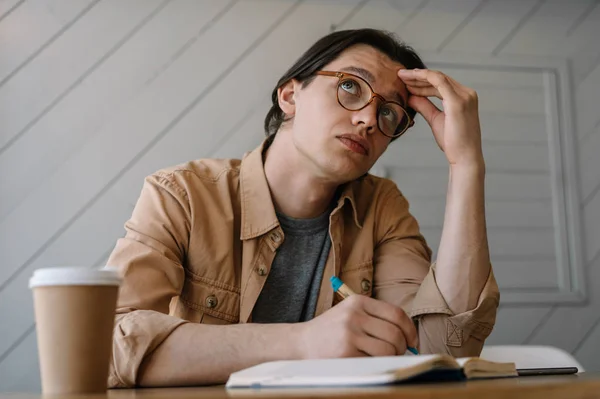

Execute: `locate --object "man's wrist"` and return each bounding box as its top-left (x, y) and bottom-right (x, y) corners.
top-left (284, 322), bottom-right (307, 360)
top-left (449, 158), bottom-right (485, 180)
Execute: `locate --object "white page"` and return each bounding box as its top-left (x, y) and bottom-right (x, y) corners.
top-left (226, 355), bottom-right (444, 387)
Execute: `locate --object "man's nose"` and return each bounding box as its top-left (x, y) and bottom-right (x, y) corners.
top-left (350, 101), bottom-right (378, 134)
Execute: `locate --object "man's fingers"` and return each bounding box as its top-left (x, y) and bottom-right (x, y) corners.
top-left (361, 297), bottom-right (418, 348)
top-left (355, 334), bottom-right (398, 357)
top-left (408, 96), bottom-right (443, 129)
top-left (360, 315), bottom-right (407, 355)
top-left (398, 69), bottom-right (460, 102)
top-left (407, 85), bottom-right (442, 99)
top-left (400, 79), bottom-right (433, 88)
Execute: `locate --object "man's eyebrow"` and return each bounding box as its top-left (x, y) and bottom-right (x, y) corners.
top-left (339, 65), bottom-right (406, 106)
top-left (340, 66), bottom-right (376, 84)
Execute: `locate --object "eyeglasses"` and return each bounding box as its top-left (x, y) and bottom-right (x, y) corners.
top-left (315, 71), bottom-right (413, 139)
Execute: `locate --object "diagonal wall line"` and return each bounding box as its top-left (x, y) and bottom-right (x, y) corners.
top-left (0, 0), bottom-right (171, 159)
top-left (583, 177), bottom-right (600, 208)
top-left (436, 0), bottom-right (488, 52)
top-left (330, 0), bottom-right (369, 32)
top-left (571, 314), bottom-right (600, 355)
top-left (0, 324), bottom-right (35, 366)
top-left (566, 0), bottom-right (599, 37)
top-left (577, 50), bottom-right (600, 87)
top-left (206, 104), bottom-right (264, 158)
top-left (393, 0), bottom-right (430, 33)
top-left (491, 0), bottom-right (545, 56)
top-left (0, 0), bottom-right (304, 297)
top-left (142, 0), bottom-right (238, 88)
top-left (586, 247), bottom-right (600, 272)
top-left (579, 118), bottom-right (600, 146)
top-left (522, 306), bottom-right (556, 344)
top-left (0, 0), bottom-right (102, 90)
top-left (0, 0), bottom-right (25, 24)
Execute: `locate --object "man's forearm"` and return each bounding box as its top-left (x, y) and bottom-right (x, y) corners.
top-left (436, 161), bottom-right (491, 314)
top-left (137, 322), bottom-right (300, 387)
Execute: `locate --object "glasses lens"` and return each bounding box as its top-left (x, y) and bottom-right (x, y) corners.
top-left (337, 77), bottom-right (372, 111)
top-left (378, 103), bottom-right (410, 138)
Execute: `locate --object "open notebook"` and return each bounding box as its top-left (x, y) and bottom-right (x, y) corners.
top-left (226, 354), bottom-right (518, 388)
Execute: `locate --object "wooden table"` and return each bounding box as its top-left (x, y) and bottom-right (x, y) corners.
top-left (4, 373), bottom-right (600, 399)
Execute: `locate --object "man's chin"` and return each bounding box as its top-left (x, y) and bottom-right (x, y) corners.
top-left (325, 165), bottom-right (369, 184)
top-left (315, 149), bottom-right (371, 182)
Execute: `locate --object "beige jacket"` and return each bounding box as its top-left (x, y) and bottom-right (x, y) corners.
top-left (106, 140), bottom-right (499, 388)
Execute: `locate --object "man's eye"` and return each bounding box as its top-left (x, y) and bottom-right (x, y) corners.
top-left (380, 106), bottom-right (398, 123)
top-left (340, 79), bottom-right (360, 95)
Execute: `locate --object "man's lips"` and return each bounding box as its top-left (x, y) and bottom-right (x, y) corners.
top-left (337, 134), bottom-right (370, 156)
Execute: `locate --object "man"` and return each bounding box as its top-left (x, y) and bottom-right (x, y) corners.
top-left (107, 28), bottom-right (499, 388)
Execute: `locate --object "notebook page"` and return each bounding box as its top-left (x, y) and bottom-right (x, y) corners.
top-left (227, 354), bottom-right (443, 386)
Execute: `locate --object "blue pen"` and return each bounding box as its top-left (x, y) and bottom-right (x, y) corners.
top-left (330, 276), bottom-right (419, 356)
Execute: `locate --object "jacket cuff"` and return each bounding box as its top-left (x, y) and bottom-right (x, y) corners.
top-left (109, 310), bottom-right (189, 388)
top-left (408, 263), bottom-right (499, 346)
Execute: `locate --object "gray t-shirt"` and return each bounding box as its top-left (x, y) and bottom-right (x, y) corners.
top-left (251, 209), bottom-right (331, 323)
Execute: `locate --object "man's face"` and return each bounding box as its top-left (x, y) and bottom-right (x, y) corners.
top-left (281, 44), bottom-right (410, 183)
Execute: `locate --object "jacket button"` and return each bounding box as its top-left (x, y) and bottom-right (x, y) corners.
top-left (361, 279), bottom-right (371, 292)
top-left (205, 295), bottom-right (218, 308)
top-left (257, 265), bottom-right (268, 276)
top-left (272, 232), bottom-right (282, 242)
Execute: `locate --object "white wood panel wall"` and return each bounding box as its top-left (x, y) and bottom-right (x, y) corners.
top-left (1, 0), bottom-right (599, 391)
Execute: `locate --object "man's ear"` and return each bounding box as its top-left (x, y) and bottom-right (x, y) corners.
top-left (277, 79), bottom-right (298, 116)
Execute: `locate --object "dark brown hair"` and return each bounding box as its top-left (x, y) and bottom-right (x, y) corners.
top-left (264, 28), bottom-right (426, 140)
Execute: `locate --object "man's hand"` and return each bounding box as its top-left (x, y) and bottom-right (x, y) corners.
top-left (296, 294), bottom-right (418, 358)
top-left (398, 68), bottom-right (484, 168)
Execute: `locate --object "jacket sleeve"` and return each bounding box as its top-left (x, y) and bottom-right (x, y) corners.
top-left (106, 173), bottom-right (191, 388)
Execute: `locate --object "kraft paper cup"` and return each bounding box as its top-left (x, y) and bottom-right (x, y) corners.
top-left (30, 267), bottom-right (121, 394)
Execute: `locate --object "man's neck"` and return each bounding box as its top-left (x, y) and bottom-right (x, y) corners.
top-left (263, 133), bottom-right (339, 219)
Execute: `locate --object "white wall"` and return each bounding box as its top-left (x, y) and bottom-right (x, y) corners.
top-left (1, 0), bottom-right (599, 391)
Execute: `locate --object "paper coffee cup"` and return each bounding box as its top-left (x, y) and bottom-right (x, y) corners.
top-left (30, 267), bottom-right (121, 394)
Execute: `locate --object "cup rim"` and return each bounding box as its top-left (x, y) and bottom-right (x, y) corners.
top-left (29, 267), bottom-right (121, 288)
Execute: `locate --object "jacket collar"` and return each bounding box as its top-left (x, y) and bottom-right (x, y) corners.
top-left (239, 139), bottom-right (365, 240)
top-left (335, 179), bottom-right (366, 229)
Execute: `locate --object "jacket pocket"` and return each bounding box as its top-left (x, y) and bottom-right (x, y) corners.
top-left (179, 272), bottom-right (240, 324)
top-left (337, 260), bottom-right (374, 302)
